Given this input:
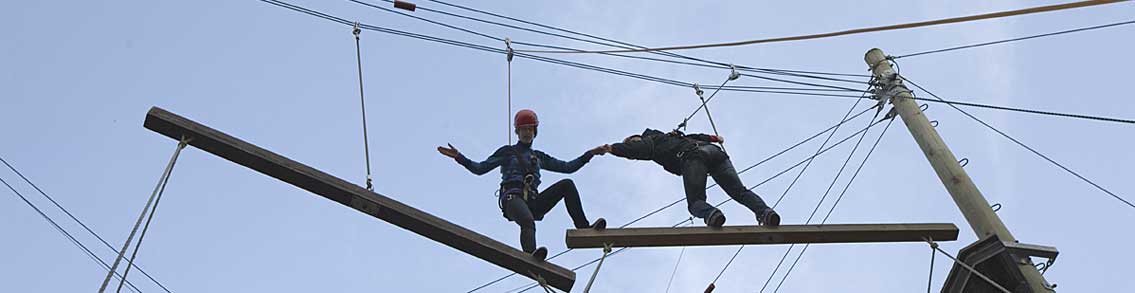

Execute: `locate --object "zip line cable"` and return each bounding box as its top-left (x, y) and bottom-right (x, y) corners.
top-left (759, 112), bottom-right (880, 293)
top-left (266, 0), bottom-right (1133, 126)
top-left (0, 156), bottom-right (172, 292)
top-left (404, 0), bottom-right (872, 79)
top-left (894, 19), bottom-right (1135, 59)
top-left (1, 177), bottom-right (143, 293)
top-left (902, 76), bottom-right (1135, 210)
top-left (773, 116), bottom-right (898, 293)
top-left (512, 0), bottom-right (1130, 54)
top-left (710, 80), bottom-right (873, 289)
top-left (350, 0), bottom-right (873, 92)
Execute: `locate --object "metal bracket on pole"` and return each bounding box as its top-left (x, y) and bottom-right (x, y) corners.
top-left (505, 38), bottom-right (514, 62)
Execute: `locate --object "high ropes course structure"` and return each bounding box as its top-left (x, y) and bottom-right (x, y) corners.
top-left (4, 0), bottom-right (1133, 292)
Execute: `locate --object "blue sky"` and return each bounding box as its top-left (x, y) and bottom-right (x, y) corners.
top-left (2, 0), bottom-right (1133, 292)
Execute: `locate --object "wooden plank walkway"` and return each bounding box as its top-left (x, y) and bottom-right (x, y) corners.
top-left (566, 223), bottom-right (959, 248)
top-left (144, 107), bottom-right (575, 292)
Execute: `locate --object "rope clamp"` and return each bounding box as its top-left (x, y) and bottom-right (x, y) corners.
top-left (505, 38), bottom-right (514, 62)
top-left (693, 83), bottom-right (704, 97)
top-left (728, 64), bottom-right (740, 81)
top-left (352, 22), bottom-right (361, 39)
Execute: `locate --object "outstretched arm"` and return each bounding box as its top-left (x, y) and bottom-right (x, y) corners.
top-left (686, 133), bottom-right (724, 143)
top-left (439, 144), bottom-right (506, 175)
top-left (610, 139), bottom-right (654, 160)
top-left (537, 145), bottom-right (607, 173)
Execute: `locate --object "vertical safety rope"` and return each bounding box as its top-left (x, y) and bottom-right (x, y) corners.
top-left (354, 22), bottom-right (375, 191)
top-left (687, 65), bottom-right (739, 153)
top-left (99, 137), bottom-right (189, 293)
top-left (506, 38), bottom-right (514, 145)
top-left (582, 243), bottom-right (614, 293)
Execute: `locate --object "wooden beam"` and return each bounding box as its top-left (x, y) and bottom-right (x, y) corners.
top-left (566, 223), bottom-right (959, 248)
top-left (143, 107), bottom-right (575, 291)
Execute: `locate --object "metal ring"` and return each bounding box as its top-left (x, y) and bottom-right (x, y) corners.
top-left (920, 103), bottom-right (929, 112)
top-left (1034, 262), bottom-right (1047, 271)
top-left (958, 158), bottom-right (969, 167)
top-left (991, 203), bottom-right (1002, 212)
top-left (930, 120), bottom-right (939, 127)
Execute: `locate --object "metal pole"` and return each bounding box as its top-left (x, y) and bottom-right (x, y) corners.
top-left (864, 48), bottom-right (1051, 292)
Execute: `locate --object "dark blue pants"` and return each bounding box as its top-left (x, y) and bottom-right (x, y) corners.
top-left (501, 179), bottom-right (591, 253)
top-left (682, 145), bottom-right (772, 219)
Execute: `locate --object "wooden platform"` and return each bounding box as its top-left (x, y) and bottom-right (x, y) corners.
top-left (144, 107), bottom-right (575, 292)
top-left (566, 223), bottom-right (959, 248)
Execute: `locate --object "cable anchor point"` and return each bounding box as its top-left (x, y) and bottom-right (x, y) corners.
top-left (505, 38), bottom-right (514, 62)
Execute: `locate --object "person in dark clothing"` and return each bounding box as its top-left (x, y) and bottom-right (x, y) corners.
top-left (438, 109), bottom-right (608, 260)
top-left (605, 128), bottom-right (780, 228)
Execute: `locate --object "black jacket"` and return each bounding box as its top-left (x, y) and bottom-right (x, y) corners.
top-left (611, 128), bottom-right (719, 175)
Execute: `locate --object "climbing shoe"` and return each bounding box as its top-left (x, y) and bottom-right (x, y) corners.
top-left (590, 218), bottom-right (607, 230)
top-left (532, 246), bottom-right (548, 261)
top-left (759, 209), bottom-right (781, 227)
top-left (705, 209), bottom-right (726, 228)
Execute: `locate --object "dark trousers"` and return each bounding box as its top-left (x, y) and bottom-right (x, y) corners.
top-left (502, 179), bottom-right (591, 253)
top-left (682, 144), bottom-right (772, 219)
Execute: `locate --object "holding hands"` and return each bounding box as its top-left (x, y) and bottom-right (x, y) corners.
top-left (588, 144), bottom-right (611, 156)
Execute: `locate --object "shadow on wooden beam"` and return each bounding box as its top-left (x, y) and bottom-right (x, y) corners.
top-left (143, 107), bottom-right (574, 292)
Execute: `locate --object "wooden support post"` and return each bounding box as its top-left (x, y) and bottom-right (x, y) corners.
top-left (143, 107), bottom-right (575, 292)
top-left (865, 48), bottom-right (1053, 292)
top-left (565, 223), bottom-right (959, 248)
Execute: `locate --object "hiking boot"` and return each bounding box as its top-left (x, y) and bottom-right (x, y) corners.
top-left (532, 246), bottom-right (548, 261)
top-left (759, 209), bottom-right (781, 227)
top-left (590, 218), bottom-right (607, 230)
top-left (704, 209), bottom-right (726, 228)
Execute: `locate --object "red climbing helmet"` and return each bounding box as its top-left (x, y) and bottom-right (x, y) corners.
top-left (514, 109), bottom-right (539, 127)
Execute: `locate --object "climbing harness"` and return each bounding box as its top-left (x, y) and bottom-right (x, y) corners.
top-left (353, 21), bottom-right (375, 191)
top-left (497, 147), bottom-right (538, 216)
top-left (99, 137), bottom-right (190, 293)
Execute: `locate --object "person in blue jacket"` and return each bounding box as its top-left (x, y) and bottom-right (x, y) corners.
top-left (438, 109), bottom-right (608, 260)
